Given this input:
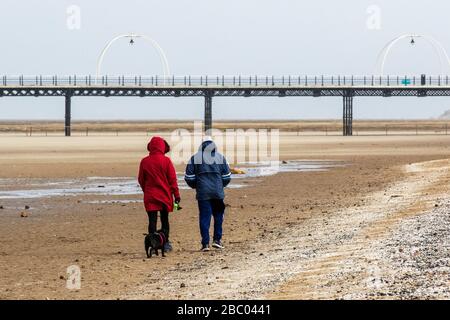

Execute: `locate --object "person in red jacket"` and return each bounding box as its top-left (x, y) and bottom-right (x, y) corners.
top-left (138, 136), bottom-right (180, 252)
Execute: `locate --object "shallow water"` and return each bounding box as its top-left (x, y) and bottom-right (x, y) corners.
top-left (0, 160), bottom-right (343, 200)
top-left (232, 160), bottom-right (340, 178)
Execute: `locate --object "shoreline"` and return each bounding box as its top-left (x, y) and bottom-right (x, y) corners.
top-left (0, 120), bottom-right (449, 135)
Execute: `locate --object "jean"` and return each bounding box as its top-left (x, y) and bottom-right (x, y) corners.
top-left (198, 199), bottom-right (225, 245)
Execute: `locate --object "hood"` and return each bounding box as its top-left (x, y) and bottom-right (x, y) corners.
top-left (147, 136), bottom-right (169, 155)
top-left (199, 139), bottom-right (216, 153)
top-left (164, 140), bottom-right (170, 153)
top-left (193, 139), bottom-right (222, 164)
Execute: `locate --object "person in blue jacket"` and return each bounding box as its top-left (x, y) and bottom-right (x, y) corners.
top-left (184, 138), bottom-right (231, 251)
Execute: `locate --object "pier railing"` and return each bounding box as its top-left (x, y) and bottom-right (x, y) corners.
top-left (1, 75), bottom-right (450, 87)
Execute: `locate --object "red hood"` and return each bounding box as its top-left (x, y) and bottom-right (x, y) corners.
top-left (147, 136), bottom-right (168, 155)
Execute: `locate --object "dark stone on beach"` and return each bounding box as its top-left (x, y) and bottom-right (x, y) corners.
top-left (59, 275), bottom-right (65, 280)
top-left (180, 283), bottom-right (186, 288)
top-left (24, 205), bottom-right (30, 210)
top-left (98, 185), bottom-right (105, 188)
top-left (282, 160), bottom-right (288, 164)
top-left (0, 205), bottom-right (3, 209)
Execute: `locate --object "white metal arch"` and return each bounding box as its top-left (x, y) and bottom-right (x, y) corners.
top-left (375, 34), bottom-right (450, 75)
top-left (96, 33), bottom-right (171, 83)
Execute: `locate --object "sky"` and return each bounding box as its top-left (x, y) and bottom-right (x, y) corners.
top-left (1, 0), bottom-right (450, 120)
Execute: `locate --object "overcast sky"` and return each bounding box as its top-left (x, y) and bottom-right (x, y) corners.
top-left (1, 0), bottom-right (450, 120)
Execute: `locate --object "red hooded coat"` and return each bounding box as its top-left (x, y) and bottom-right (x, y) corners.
top-left (138, 137), bottom-right (180, 212)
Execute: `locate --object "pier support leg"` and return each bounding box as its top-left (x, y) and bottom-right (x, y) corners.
top-left (65, 94), bottom-right (72, 137)
top-left (204, 93), bottom-right (212, 133)
top-left (343, 94), bottom-right (353, 136)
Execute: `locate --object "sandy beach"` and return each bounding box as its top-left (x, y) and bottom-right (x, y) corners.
top-left (0, 133), bottom-right (449, 299)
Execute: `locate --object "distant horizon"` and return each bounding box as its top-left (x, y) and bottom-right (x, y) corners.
top-left (0, 117), bottom-right (449, 123)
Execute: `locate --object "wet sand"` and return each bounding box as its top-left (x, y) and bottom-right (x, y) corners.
top-left (0, 135), bottom-right (449, 299)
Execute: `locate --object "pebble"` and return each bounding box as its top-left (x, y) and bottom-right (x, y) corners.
top-left (372, 200), bottom-right (450, 299)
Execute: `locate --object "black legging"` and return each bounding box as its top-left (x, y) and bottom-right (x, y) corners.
top-left (147, 210), bottom-right (169, 241)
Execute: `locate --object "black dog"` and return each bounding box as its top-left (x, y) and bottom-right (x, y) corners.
top-left (144, 230), bottom-right (168, 258)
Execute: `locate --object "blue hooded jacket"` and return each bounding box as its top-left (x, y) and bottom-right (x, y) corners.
top-left (184, 140), bottom-right (231, 200)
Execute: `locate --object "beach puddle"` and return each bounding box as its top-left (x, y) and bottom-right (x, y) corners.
top-left (231, 160), bottom-right (341, 179)
top-left (0, 160), bottom-right (343, 200)
top-left (84, 199), bottom-right (141, 204)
